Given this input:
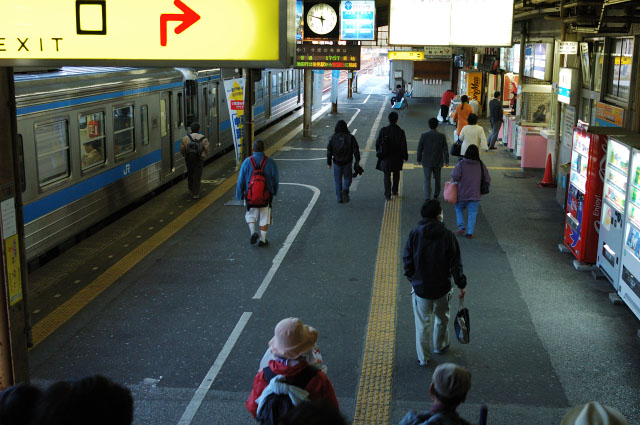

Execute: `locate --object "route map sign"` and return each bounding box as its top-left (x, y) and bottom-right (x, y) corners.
top-left (294, 43), bottom-right (360, 70)
top-left (0, 0), bottom-right (294, 67)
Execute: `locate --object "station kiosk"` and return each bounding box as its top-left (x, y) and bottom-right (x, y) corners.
top-left (618, 143), bottom-right (640, 320)
top-left (596, 133), bottom-right (640, 289)
top-left (563, 123), bottom-right (629, 265)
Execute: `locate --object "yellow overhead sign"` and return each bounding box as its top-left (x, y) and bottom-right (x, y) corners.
top-left (0, 0), bottom-right (292, 67)
top-left (388, 51), bottom-right (424, 60)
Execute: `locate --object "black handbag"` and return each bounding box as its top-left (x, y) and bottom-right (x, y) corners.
top-left (479, 160), bottom-right (489, 194)
top-left (450, 141), bottom-right (461, 157)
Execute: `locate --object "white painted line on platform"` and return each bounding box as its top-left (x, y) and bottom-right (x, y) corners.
top-left (275, 157), bottom-right (326, 161)
top-left (351, 99), bottom-right (387, 192)
top-left (252, 184), bottom-right (321, 300)
top-left (352, 129), bottom-right (358, 135)
top-left (347, 108), bottom-right (361, 128)
top-left (177, 312), bottom-right (252, 425)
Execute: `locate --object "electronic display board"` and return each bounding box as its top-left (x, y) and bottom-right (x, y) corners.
top-left (295, 43), bottom-right (360, 69)
top-left (340, 1), bottom-right (375, 41)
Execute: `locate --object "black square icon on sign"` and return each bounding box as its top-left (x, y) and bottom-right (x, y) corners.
top-left (76, 0), bottom-right (107, 35)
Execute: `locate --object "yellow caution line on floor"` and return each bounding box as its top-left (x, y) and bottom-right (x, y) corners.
top-left (352, 182), bottom-right (402, 425)
top-left (31, 138), bottom-right (291, 348)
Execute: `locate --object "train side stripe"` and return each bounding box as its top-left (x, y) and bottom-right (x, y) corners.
top-left (17, 82), bottom-right (184, 116)
top-left (23, 150), bottom-right (162, 223)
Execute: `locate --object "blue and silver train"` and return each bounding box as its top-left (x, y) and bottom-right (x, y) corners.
top-left (15, 67), bottom-right (303, 262)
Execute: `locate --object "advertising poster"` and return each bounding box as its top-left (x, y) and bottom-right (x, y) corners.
top-left (223, 78), bottom-right (245, 166)
top-left (340, 0), bottom-right (375, 41)
top-left (468, 72), bottom-right (482, 104)
top-left (4, 235), bottom-right (23, 306)
top-left (595, 102), bottom-right (624, 128)
top-left (296, 0), bottom-right (303, 41)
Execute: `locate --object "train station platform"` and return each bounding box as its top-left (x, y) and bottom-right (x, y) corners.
top-left (27, 75), bottom-right (640, 425)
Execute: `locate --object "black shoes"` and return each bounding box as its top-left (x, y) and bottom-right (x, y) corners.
top-left (258, 240), bottom-right (270, 247)
top-left (250, 233), bottom-right (259, 244)
top-left (342, 190), bottom-right (350, 203)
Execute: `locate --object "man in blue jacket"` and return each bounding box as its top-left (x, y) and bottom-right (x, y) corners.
top-left (236, 140), bottom-right (279, 247)
top-left (403, 200), bottom-right (467, 366)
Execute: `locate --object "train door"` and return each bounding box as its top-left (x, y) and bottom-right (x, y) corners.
top-left (265, 71), bottom-right (272, 119)
top-left (297, 69), bottom-right (302, 104)
top-left (208, 82), bottom-right (219, 147)
top-left (160, 92), bottom-right (174, 176)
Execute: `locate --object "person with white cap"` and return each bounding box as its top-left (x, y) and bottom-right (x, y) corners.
top-left (561, 402), bottom-right (628, 425)
top-left (398, 363), bottom-right (473, 425)
top-left (246, 318), bottom-right (339, 421)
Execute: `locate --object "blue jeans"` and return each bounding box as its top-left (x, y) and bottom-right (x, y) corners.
top-left (488, 120), bottom-right (502, 148)
top-left (455, 200), bottom-right (479, 235)
top-left (333, 163), bottom-right (352, 201)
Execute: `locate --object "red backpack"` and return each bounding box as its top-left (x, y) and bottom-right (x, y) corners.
top-left (246, 156), bottom-right (271, 208)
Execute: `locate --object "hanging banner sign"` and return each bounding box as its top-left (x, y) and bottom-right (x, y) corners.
top-left (559, 41), bottom-right (578, 55)
top-left (340, 1), bottom-right (375, 41)
top-left (223, 78), bottom-right (245, 166)
top-left (388, 51), bottom-right (424, 60)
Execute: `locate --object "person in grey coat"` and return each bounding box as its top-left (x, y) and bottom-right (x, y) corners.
top-left (417, 118), bottom-right (449, 200)
top-left (376, 111), bottom-right (408, 200)
top-left (487, 91), bottom-right (503, 149)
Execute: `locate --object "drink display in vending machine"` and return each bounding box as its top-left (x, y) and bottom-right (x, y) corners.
top-left (564, 123), bottom-right (629, 265)
top-left (618, 147), bottom-right (640, 320)
top-left (596, 134), bottom-right (640, 289)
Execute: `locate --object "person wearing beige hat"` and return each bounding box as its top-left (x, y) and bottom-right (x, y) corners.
top-left (246, 318), bottom-right (339, 420)
top-left (561, 402), bottom-right (628, 425)
top-left (398, 363), bottom-right (472, 425)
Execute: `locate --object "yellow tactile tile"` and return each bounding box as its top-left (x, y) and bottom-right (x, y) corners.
top-left (352, 181), bottom-right (402, 425)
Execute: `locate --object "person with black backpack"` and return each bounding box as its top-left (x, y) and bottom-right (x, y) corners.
top-left (235, 139), bottom-right (279, 247)
top-left (246, 318), bottom-right (339, 424)
top-left (327, 120), bottom-right (361, 204)
top-left (180, 122), bottom-right (210, 199)
top-left (376, 111), bottom-right (408, 200)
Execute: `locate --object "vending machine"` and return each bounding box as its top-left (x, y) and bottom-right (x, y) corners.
top-left (618, 144), bottom-right (640, 320)
top-left (564, 124), bottom-right (629, 264)
top-left (596, 133), bottom-right (640, 289)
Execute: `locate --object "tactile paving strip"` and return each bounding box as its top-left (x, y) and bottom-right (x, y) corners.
top-left (352, 182), bottom-right (402, 425)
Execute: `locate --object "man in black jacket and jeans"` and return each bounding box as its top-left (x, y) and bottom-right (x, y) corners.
top-left (403, 200), bottom-right (467, 366)
top-left (376, 111), bottom-right (408, 200)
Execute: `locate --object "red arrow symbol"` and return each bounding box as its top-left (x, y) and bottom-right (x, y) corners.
top-left (160, 0), bottom-right (201, 47)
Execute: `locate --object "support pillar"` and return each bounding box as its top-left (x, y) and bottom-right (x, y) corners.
top-left (0, 67), bottom-right (30, 388)
top-left (553, 0), bottom-right (567, 184)
top-left (303, 69), bottom-right (313, 138)
top-left (242, 69), bottom-right (254, 160)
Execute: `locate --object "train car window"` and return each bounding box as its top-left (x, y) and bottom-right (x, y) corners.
top-left (78, 112), bottom-right (106, 171)
top-left (113, 105), bottom-right (135, 157)
top-left (160, 100), bottom-right (168, 137)
top-left (184, 80), bottom-right (198, 128)
top-left (210, 86), bottom-right (217, 119)
top-left (202, 88), bottom-right (209, 120)
top-left (140, 105), bottom-right (149, 145)
top-left (34, 119), bottom-right (70, 187)
top-left (279, 72), bottom-right (283, 94)
top-left (177, 93), bottom-right (184, 128)
top-left (272, 74), bottom-right (277, 95)
top-left (17, 134), bottom-right (25, 193)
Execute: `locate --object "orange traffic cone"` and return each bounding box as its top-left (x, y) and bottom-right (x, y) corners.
top-left (538, 153), bottom-right (557, 187)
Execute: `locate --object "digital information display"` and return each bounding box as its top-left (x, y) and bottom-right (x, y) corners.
top-left (295, 43), bottom-right (360, 69)
top-left (340, 1), bottom-right (375, 41)
top-left (0, 0), bottom-right (291, 67)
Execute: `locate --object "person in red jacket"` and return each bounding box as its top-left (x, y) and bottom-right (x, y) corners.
top-left (439, 89), bottom-right (455, 123)
top-left (246, 318), bottom-right (339, 419)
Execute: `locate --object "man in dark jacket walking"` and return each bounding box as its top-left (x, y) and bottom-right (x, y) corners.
top-left (403, 200), bottom-right (467, 366)
top-left (327, 120), bottom-right (361, 203)
top-left (376, 111), bottom-right (408, 200)
top-left (417, 118), bottom-right (449, 200)
top-left (487, 91), bottom-right (503, 149)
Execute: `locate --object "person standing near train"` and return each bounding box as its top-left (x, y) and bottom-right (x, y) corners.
top-left (180, 122), bottom-right (210, 199)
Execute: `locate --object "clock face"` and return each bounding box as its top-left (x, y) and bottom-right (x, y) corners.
top-left (306, 3), bottom-right (338, 35)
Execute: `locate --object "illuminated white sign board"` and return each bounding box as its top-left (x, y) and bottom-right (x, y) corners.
top-left (389, 0), bottom-right (513, 46)
top-left (0, 0), bottom-right (293, 67)
top-left (558, 67), bottom-right (578, 105)
top-left (340, 1), bottom-right (375, 41)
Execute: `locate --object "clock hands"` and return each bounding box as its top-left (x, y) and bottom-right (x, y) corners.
top-left (309, 14), bottom-right (326, 27)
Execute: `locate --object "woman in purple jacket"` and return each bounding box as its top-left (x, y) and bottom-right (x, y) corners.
top-left (450, 145), bottom-right (491, 239)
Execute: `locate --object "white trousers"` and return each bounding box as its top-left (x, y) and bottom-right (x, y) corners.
top-left (412, 290), bottom-right (452, 364)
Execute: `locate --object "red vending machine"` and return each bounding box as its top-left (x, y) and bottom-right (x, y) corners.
top-left (564, 123), bottom-right (629, 264)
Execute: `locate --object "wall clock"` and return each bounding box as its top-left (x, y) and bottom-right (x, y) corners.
top-left (306, 3), bottom-right (338, 36)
